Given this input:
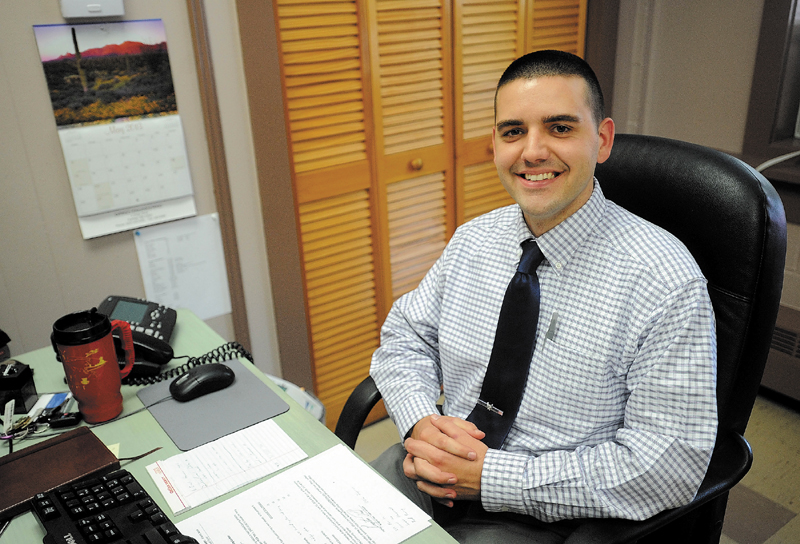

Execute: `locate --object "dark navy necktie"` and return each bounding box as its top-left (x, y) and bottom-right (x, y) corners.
top-left (467, 239), bottom-right (545, 449)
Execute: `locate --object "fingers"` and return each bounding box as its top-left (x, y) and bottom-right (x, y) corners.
top-left (404, 453), bottom-right (458, 505)
top-left (404, 451), bottom-right (457, 485)
top-left (416, 478), bottom-right (457, 501)
top-left (431, 415), bottom-right (486, 442)
top-left (415, 416), bottom-right (480, 461)
top-left (402, 414), bottom-right (487, 505)
top-left (445, 416), bottom-right (486, 440)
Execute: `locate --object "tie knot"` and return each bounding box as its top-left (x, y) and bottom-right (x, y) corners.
top-left (518, 240), bottom-right (544, 274)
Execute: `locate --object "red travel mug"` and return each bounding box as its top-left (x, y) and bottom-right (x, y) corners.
top-left (51, 309), bottom-right (135, 423)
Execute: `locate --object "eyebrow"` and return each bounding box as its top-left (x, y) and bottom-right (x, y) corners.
top-left (542, 114), bottom-right (581, 124)
top-left (496, 119), bottom-right (524, 131)
top-left (496, 114), bottom-right (583, 131)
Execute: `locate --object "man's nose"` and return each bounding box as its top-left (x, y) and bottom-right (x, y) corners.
top-left (521, 132), bottom-right (549, 164)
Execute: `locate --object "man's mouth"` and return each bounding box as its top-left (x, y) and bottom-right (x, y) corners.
top-left (521, 172), bottom-right (559, 181)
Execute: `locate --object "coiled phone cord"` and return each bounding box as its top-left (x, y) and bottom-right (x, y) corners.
top-left (122, 341), bottom-right (254, 386)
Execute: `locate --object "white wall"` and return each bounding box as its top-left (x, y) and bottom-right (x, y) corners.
top-left (200, 1), bottom-right (281, 375)
top-left (614, 0), bottom-right (764, 154)
top-left (0, 1), bottom-right (281, 375)
top-left (612, 0), bottom-right (800, 311)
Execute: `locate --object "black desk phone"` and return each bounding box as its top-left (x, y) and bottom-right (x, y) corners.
top-left (97, 296), bottom-right (176, 375)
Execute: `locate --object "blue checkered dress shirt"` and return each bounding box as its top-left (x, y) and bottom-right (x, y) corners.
top-left (371, 181), bottom-right (718, 522)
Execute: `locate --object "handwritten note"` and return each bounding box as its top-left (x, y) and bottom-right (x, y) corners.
top-left (147, 419), bottom-right (306, 514)
top-left (177, 444), bottom-right (431, 544)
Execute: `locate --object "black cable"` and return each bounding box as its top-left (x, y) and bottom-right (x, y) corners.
top-left (122, 342), bottom-right (253, 386)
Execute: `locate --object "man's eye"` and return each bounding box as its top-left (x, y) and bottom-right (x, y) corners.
top-left (552, 125), bottom-right (571, 134)
top-left (502, 128), bottom-right (523, 137)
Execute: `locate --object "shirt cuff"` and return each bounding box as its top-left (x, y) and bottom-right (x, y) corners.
top-left (481, 448), bottom-right (529, 514)
top-left (388, 393), bottom-right (440, 439)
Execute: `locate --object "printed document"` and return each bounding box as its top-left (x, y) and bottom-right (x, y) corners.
top-left (147, 419), bottom-right (306, 514)
top-left (177, 444), bottom-right (431, 544)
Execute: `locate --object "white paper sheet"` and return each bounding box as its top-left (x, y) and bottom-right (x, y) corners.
top-left (133, 213), bottom-right (232, 320)
top-left (147, 419), bottom-right (306, 514)
top-left (177, 444), bottom-right (431, 544)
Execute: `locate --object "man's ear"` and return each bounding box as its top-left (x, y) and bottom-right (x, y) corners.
top-left (596, 117), bottom-right (615, 164)
top-left (491, 126), bottom-right (497, 160)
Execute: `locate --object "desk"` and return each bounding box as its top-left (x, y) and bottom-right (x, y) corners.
top-left (1, 309), bottom-right (456, 543)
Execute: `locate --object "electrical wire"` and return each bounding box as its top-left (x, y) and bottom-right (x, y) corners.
top-left (122, 341), bottom-right (253, 386)
top-left (755, 149), bottom-right (800, 172)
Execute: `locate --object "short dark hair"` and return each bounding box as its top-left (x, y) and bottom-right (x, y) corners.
top-left (495, 50), bottom-right (605, 126)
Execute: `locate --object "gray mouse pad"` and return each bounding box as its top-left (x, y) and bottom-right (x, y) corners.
top-left (136, 359), bottom-right (289, 451)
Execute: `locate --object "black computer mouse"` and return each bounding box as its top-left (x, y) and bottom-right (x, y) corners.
top-left (169, 363), bottom-right (235, 402)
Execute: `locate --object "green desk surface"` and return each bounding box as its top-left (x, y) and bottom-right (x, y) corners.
top-left (1, 309), bottom-right (455, 544)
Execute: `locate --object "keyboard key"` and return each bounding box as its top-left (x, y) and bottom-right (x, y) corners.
top-left (159, 523), bottom-right (179, 537)
top-left (40, 506), bottom-right (60, 520)
top-left (129, 510), bottom-right (146, 523)
top-left (32, 468), bottom-right (197, 544)
top-left (144, 527), bottom-right (168, 544)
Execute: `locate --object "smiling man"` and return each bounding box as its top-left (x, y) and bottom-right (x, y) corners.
top-left (493, 75), bottom-right (613, 236)
top-left (370, 50), bottom-right (717, 544)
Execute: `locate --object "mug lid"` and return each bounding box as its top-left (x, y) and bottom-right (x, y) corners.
top-left (52, 308), bottom-right (111, 345)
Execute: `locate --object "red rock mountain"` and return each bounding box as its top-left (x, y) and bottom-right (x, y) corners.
top-left (53, 41), bottom-right (166, 61)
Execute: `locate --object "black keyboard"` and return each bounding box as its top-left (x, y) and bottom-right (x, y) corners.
top-left (30, 468), bottom-right (197, 544)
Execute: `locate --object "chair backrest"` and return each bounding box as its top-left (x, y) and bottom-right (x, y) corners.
top-left (595, 134), bottom-right (787, 437)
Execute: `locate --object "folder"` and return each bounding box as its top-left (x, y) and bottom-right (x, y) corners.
top-left (0, 427), bottom-right (119, 521)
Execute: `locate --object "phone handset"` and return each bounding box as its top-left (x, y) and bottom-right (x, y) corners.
top-left (98, 296), bottom-right (177, 375)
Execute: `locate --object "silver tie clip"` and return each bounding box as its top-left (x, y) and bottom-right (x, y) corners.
top-left (477, 399), bottom-right (504, 416)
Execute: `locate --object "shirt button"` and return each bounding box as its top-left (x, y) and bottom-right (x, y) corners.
top-left (555, 262), bottom-right (563, 270)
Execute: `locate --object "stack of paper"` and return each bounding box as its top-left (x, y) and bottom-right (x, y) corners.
top-left (177, 444), bottom-right (431, 544)
top-left (147, 419), bottom-right (306, 514)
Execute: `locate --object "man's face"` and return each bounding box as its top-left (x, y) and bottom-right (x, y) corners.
top-left (493, 76), bottom-right (614, 236)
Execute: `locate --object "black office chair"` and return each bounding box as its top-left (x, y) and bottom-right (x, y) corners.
top-left (334, 134), bottom-right (787, 544)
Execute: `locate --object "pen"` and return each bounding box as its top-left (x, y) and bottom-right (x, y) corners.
top-left (545, 312), bottom-right (559, 341)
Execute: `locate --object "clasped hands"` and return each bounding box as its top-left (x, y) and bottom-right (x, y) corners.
top-left (403, 414), bottom-right (489, 507)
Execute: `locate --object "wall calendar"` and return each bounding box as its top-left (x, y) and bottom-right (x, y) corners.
top-left (34, 19), bottom-right (196, 239)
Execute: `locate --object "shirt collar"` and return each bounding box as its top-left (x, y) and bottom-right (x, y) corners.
top-left (512, 179), bottom-right (607, 275)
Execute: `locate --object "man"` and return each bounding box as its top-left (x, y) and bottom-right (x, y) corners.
top-left (370, 50), bottom-right (717, 543)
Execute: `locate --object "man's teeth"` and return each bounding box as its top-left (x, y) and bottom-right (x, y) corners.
top-left (523, 172), bottom-right (556, 181)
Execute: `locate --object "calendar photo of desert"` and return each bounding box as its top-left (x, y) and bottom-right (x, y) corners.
top-left (33, 19), bottom-right (176, 127)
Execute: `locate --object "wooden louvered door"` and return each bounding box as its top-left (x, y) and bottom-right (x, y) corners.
top-left (528, 0), bottom-right (587, 54)
top-left (274, 0), bottom-right (384, 430)
top-left (366, 0), bottom-right (455, 303)
top-left (454, 0), bottom-right (588, 223)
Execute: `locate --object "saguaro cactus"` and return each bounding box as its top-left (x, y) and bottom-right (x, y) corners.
top-left (71, 27), bottom-right (88, 93)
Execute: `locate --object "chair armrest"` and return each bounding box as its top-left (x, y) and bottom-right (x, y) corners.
top-left (335, 375), bottom-right (383, 449)
top-left (564, 432), bottom-right (752, 544)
